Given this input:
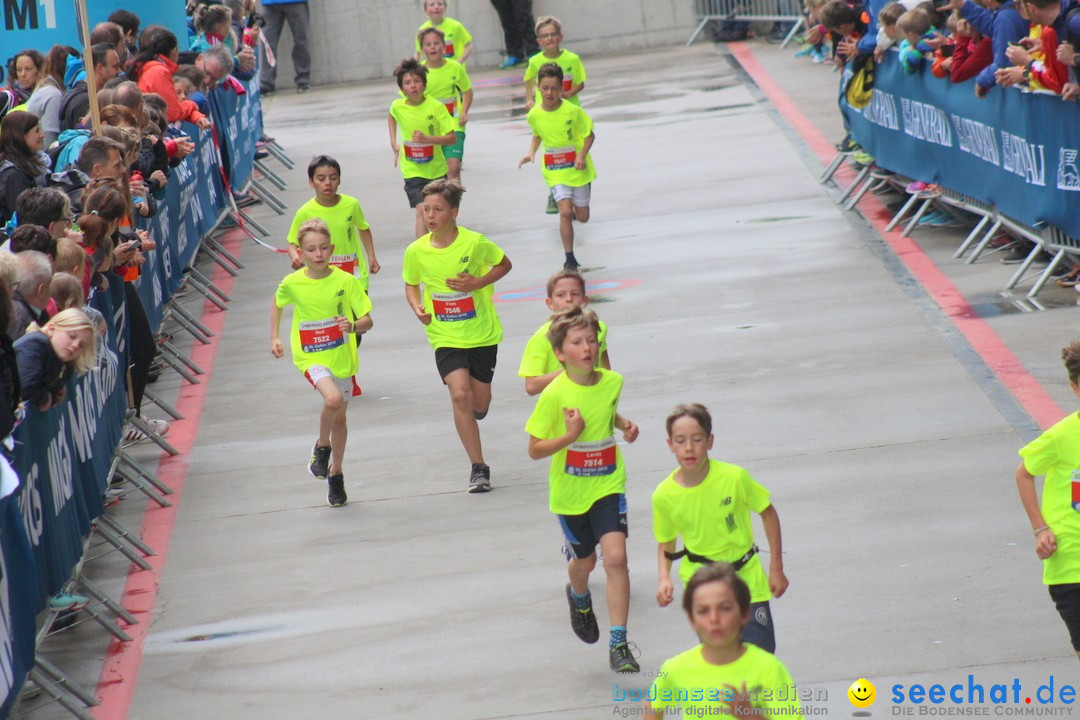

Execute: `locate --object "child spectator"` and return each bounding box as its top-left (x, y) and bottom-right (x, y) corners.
top-left (999, 0), bottom-right (1068, 92)
top-left (518, 269), bottom-right (610, 396)
top-left (519, 63), bottom-right (596, 271)
top-left (797, 0), bottom-right (832, 62)
top-left (897, 9), bottom-right (936, 73)
top-left (387, 58), bottom-right (456, 239)
top-left (9, 223), bottom-right (57, 261)
top-left (942, 0), bottom-right (1028, 97)
top-left (414, 0), bottom-right (473, 64)
top-left (418, 28), bottom-right (473, 183)
top-left (53, 236), bottom-right (88, 298)
top-left (286, 155), bottom-right (379, 295)
top-left (876, 1), bottom-right (917, 60)
top-left (1015, 338), bottom-right (1080, 662)
top-left (643, 564), bottom-right (802, 719)
top-left (401, 179), bottom-right (512, 493)
top-left (49, 272), bottom-right (83, 312)
top-left (932, 12), bottom-right (961, 77)
top-left (525, 306), bottom-right (640, 672)
top-left (173, 75), bottom-right (196, 104)
top-left (191, 4), bottom-right (235, 53)
top-left (950, 16), bottom-right (995, 81)
top-left (818, 0), bottom-right (871, 65)
top-left (523, 16), bottom-right (586, 110)
top-left (271, 218), bottom-right (373, 507)
top-left (14, 307), bottom-right (95, 412)
top-left (653, 404), bottom-right (788, 653)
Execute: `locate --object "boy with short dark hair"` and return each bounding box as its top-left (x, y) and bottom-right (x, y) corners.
top-left (518, 63), bottom-right (595, 271)
top-left (286, 155), bottom-right (379, 294)
top-left (526, 306), bottom-right (640, 673)
top-left (518, 269), bottom-right (609, 396)
top-left (402, 179), bottom-right (512, 493)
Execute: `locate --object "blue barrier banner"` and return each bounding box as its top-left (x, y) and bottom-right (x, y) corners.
top-left (0, 483), bottom-right (38, 719)
top-left (135, 123), bottom-right (227, 333)
top-left (841, 54), bottom-right (1080, 239)
top-left (2, 1), bottom-right (188, 51)
top-left (209, 78), bottom-right (263, 193)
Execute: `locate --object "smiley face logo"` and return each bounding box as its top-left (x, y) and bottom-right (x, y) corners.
top-left (848, 678), bottom-right (876, 709)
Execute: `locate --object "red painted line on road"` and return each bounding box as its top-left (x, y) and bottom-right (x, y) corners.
top-left (93, 230), bottom-right (245, 718)
top-left (729, 42), bottom-right (1066, 429)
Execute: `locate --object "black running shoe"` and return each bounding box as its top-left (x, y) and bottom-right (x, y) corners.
top-left (565, 583), bottom-right (600, 644)
top-left (327, 472), bottom-right (347, 507)
top-left (563, 258), bottom-right (580, 271)
top-left (309, 442), bottom-right (331, 479)
top-left (609, 642), bottom-right (640, 673)
top-left (469, 463), bottom-right (491, 493)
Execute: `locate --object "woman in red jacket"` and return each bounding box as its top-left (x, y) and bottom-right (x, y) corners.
top-left (126, 27), bottom-right (212, 129)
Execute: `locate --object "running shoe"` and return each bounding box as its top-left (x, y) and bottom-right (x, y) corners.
top-left (469, 463), bottom-right (491, 493)
top-left (566, 584), bottom-right (600, 644)
top-left (609, 642), bottom-right (641, 673)
top-left (327, 472), bottom-right (347, 507)
top-left (309, 442), bottom-right (331, 479)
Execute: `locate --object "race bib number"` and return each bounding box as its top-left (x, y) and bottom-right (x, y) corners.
top-left (565, 437), bottom-right (617, 477)
top-left (563, 73), bottom-right (573, 93)
top-left (404, 141), bottom-right (434, 164)
top-left (439, 97), bottom-right (457, 116)
top-left (330, 253), bottom-right (358, 276)
top-left (544, 146), bottom-right (576, 171)
top-left (445, 43), bottom-right (455, 57)
top-left (299, 318), bottom-right (344, 353)
top-left (1072, 469), bottom-right (1080, 511)
top-left (431, 291), bottom-right (476, 321)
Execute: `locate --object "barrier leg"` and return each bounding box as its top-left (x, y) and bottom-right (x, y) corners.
top-left (254, 158), bottom-right (288, 191)
top-left (844, 175), bottom-right (882, 210)
top-left (189, 267), bottom-right (232, 303)
top-left (965, 219), bottom-right (1003, 264)
top-left (900, 198), bottom-right (934, 238)
top-left (120, 450), bottom-right (176, 495)
top-left (836, 164), bottom-right (871, 205)
top-left (125, 413), bottom-right (180, 456)
top-left (90, 522), bottom-right (153, 572)
top-left (161, 340), bottom-right (205, 376)
top-left (820, 152), bottom-right (849, 184)
top-left (112, 462), bottom-right (171, 508)
top-left (143, 387), bottom-right (184, 420)
top-left (181, 274), bottom-right (230, 310)
top-left (165, 304), bottom-right (214, 345)
top-left (779, 17), bottom-right (805, 48)
top-left (1003, 243), bottom-right (1043, 289)
top-left (27, 666), bottom-right (95, 720)
top-left (687, 17), bottom-right (712, 46)
top-left (883, 193), bottom-right (920, 233)
top-left (265, 139), bottom-right (295, 169)
top-left (1025, 248), bottom-right (1064, 299)
top-left (248, 179), bottom-right (288, 214)
top-left (237, 207), bottom-right (272, 238)
top-left (95, 514), bottom-right (157, 558)
top-left (157, 345), bottom-right (200, 385)
top-left (202, 234), bottom-right (246, 270)
top-left (76, 576), bottom-right (139, 627)
top-left (953, 215), bottom-right (991, 259)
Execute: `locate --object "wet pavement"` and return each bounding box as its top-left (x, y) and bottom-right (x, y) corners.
top-left (19, 43), bottom-right (1080, 720)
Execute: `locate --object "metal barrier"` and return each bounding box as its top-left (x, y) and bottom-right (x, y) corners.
top-left (687, 0), bottom-right (806, 46)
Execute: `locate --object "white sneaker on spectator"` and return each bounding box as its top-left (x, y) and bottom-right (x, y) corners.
top-left (123, 418), bottom-right (170, 443)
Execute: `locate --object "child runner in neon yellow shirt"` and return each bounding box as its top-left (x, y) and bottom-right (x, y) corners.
top-left (526, 306), bottom-right (641, 673)
top-left (523, 15), bottom-right (586, 110)
top-left (644, 564), bottom-right (803, 719)
top-left (653, 403), bottom-right (788, 653)
top-left (402, 179), bottom-right (512, 493)
top-left (271, 219), bottom-right (373, 507)
top-left (1016, 338), bottom-right (1080, 661)
top-left (519, 63), bottom-right (596, 271)
top-left (285, 155), bottom-right (379, 293)
top-left (518, 269), bottom-right (609, 396)
top-left (414, 0), bottom-right (473, 63)
top-left (418, 27), bottom-right (473, 183)
top-left (388, 58), bottom-right (457, 239)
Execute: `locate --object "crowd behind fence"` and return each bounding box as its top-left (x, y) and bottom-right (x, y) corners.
top-left (1, 74), bottom-right (266, 718)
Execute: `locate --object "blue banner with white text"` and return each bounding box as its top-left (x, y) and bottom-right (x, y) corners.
top-left (841, 53), bottom-right (1080, 239)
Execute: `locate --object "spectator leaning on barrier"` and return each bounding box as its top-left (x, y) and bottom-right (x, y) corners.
top-left (10, 251), bottom-right (51, 342)
top-left (128, 27), bottom-right (212, 129)
top-left (59, 43), bottom-right (121, 132)
top-left (998, 0), bottom-right (1069, 93)
top-left (0, 253), bottom-right (19, 455)
top-left (942, 0), bottom-right (1029, 96)
top-left (49, 136), bottom-right (126, 216)
top-left (259, 0), bottom-right (311, 94)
